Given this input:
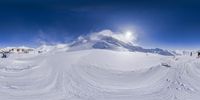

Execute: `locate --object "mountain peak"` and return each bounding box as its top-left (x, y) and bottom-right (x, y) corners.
top-left (69, 30), bottom-right (174, 56)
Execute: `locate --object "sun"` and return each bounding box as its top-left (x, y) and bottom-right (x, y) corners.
top-left (125, 31), bottom-right (133, 39)
top-left (123, 31), bottom-right (135, 43)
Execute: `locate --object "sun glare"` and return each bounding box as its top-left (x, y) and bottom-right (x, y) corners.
top-left (123, 30), bottom-right (135, 43)
top-left (125, 31), bottom-right (132, 38)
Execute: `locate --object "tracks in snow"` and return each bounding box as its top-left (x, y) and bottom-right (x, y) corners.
top-left (0, 53), bottom-right (200, 100)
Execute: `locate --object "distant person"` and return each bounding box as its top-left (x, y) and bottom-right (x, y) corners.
top-left (190, 52), bottom-right (192, 56)
top-left (1, 53), bottom-right (7, 58)
top-left (198, 52), bottom-right (200, 58)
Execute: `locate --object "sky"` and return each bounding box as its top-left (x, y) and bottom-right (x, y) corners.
top-left (0, 0), bottom-right (200, 49)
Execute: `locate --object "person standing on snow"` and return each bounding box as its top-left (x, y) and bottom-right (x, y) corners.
top-left (198, 52), bottom-right (200, 58)
top-left (1, 52), bottom-right (7, 58)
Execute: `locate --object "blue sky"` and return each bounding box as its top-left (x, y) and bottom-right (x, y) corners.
top-left (0, 0), bottom-right (200, 49)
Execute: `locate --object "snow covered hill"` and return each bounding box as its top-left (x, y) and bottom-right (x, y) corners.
top-left (0, 30), bottom-right (173, 56)
top-left (69, 30), bottom-right (173, 56)
top-left (1, 30), bottom-right (200, 100)
top-left (1, 48), bottom-right (200, 100)
top-left (0, 46), bottom-right (34, 54)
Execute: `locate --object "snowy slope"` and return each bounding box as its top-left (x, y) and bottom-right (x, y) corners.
top-left (69, 31), bottom-right (173, 56)
top-left (1, 48), bottom-right (200, 100)
top-left (36, 44), bottom-right (68, 53)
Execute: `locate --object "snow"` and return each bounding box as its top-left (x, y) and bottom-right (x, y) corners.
top-left (76, 50), bottom-right (167, 71)
top-left (69, 31), bottom-right (173, 56)
top-left (0, 48), bottom-right (200, 100)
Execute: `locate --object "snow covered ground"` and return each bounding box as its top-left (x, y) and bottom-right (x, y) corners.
top-left (0, 49), bottom-right (200, 100)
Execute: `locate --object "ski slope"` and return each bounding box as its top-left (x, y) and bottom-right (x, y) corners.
top-left (0, 49), bottom-right (200, 100)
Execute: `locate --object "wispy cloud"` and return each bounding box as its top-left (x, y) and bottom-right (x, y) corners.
top-left (88, 29), bottom-right (138, 44)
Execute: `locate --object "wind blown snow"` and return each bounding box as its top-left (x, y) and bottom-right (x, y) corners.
top-left (89, 29), bottom-right (137, 44)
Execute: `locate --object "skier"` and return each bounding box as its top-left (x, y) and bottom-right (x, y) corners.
top-left (190, 52), bottom-right (192, 56)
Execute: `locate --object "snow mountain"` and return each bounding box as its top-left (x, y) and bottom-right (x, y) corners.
top-left (2, 32), bottom-right (200, 100)
top-left (69, 34), bottom-right (174, 56)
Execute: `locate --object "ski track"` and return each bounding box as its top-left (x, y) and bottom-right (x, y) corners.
top-left (0, 50), bottom-right (200, 100)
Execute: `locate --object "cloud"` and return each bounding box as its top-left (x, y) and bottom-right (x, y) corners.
top-left (89, 29), bottom-right (138, 44)
top-left (34, 30), bottom-right (61, 45)
top-left (34, 29), bottom-right (138, 46)
top-left (34, 30), bottom-right (49, 45)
